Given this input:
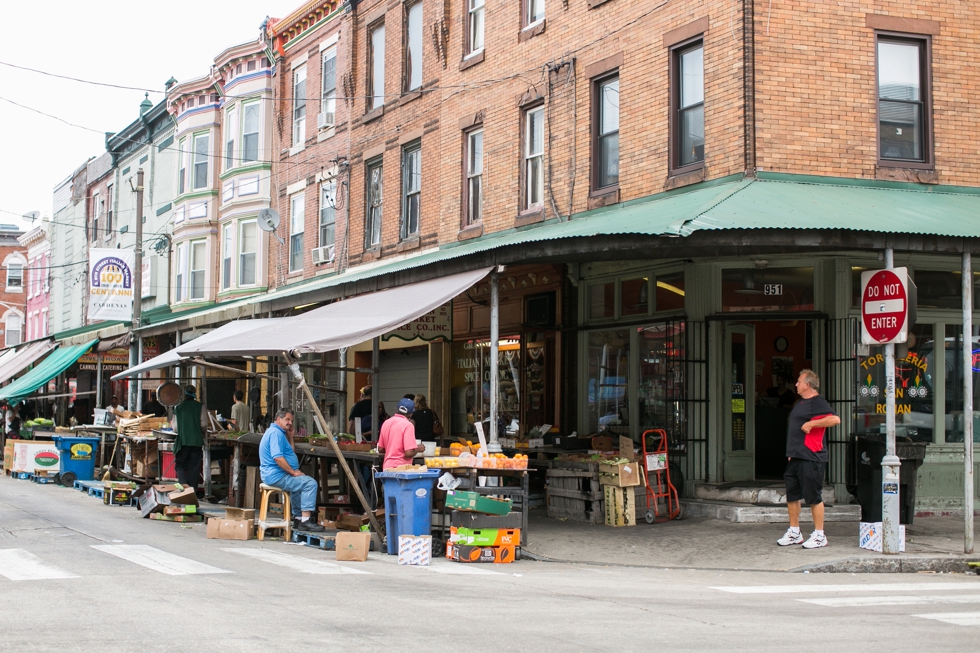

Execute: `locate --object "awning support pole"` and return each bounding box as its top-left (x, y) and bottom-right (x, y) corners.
top-left (372, 337), bottom-right (379, 439)
top-left (488, 268), bottom-right (501, 453)
top-left (882, 247), bottom-right (901, 555)
top-left (96, 352), bottom-right (103, 408)
top-left (285, 354), bottom-right (384, 552)
top-left (963, 251), bottom-right (975, 554)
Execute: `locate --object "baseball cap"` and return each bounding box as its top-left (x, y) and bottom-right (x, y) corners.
top-left (184, 385), bottom-right (197, 397)
top-left (397, 398), bottom-right (415, 415)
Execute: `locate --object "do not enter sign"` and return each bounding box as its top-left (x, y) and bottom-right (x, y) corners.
top-left (861, 268), bottom-right (908, 344)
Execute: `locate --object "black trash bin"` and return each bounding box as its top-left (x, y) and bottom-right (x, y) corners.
top-left (852, 434), bottom-right (927, 525)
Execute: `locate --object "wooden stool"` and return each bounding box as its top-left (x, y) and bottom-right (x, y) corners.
top-left (257, 483), bottom-right (292, 541)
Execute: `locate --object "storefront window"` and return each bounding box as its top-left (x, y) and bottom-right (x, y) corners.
top-left (621, 277), bottom-right (648, 316)
top-left (586, 329), bottom-right (630, 436)
top-left (855, 323), bottom-right (935, 443)
top-left (589, 282), bottom-right (615, 320)
top-left (450, 336), bottom-right (521, 438)
top-left (656, 271), bottom-right (685, 312)
top-left (944, 324), bottom-right (980, 443)
top-left (721, 267), bottom-right (814, 313)
top-left (638, 322), bottom-right (686, 445)
top-left (915, 270), bottom-right (980, 310)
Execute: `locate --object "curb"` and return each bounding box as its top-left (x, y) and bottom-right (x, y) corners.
top-left (791, 556), bottom-right (980, 574)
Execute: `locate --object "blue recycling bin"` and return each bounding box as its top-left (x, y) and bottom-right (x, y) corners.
top-left (375, 469), bottom-right (441, 555)
top-left (52, 436), bottom-right (101, 486)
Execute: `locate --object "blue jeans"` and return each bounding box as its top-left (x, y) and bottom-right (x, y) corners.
top-left (264, 473), bottom-right (318, 516)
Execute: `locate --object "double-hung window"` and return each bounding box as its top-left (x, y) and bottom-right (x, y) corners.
top-left (239, 219), bottom-right (257, 286)
top-left (319, 180), bottom-right (336, 252)
top-left (293, 65), bottom-right (307, 147)
top-left (877, 36), bottom-right (929, 165)
top-left (6, 314), bottom-right (21, 347)
top-left (190, 241), bottom-right (206, 300)
top-left (222, 224), bottom-right (233, 290)
top-left (289, 192), bottom-right (305, 272)
top-left (366, 159), bottom-right (383, 248)
top-left (321, 49), bottom-right (337, 127)
top-left (401, 143), bottom-right (421, 238)
top-left (369, 24), bottom-right (386, 110)
top-left (467, 0), bottom-right (485, 56)
top-left (465, 129), bottom-right (483, 224)
top-left (672, 41), bottom-right (704, 171)
top-left (175, 243), bottom-right (188, 302)
top-left (595, 75), bottom-right (620, 189)
top-left (525, 0), bottom-right (544, 29)
top-left (242, 102), bottom-right (259, 162)
top-left (178, 138), bottom-right (187, 194)
top-left (193, 133), bottom-right (209, 189)
top-left (92, 193), bottom-right (100, 242)
top-left (105, 184), bottom-right (113, 234)
top-left (225, 106), bottom-right (237, 170)
top-left (405, 3), bottom-right (423, 92)
top-left (524, 107), bottom-right (544, 209)
top-left (7, 262), bottom-right (23, 289)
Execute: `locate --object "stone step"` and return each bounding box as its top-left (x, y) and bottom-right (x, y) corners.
top-left (694, 482), bottom-right (836, 505)
top-left (680, 498), bottom-right (861, 523)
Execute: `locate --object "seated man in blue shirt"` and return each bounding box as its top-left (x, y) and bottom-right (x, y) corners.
top-left (258, 408), bottom-right (325, 532)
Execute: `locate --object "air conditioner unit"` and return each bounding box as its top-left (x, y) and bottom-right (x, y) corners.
top-left (317, 112), bottom-right (335, 130)
top-left (311, 245), bottom-right (335, 265)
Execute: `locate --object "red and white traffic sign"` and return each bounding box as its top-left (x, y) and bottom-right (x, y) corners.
top-left (861, 267), bottom-right (908, 344)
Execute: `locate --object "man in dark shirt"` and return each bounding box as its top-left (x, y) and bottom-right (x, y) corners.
top-left (347, 386), bottom-right (373, 439)
top-left (778, 369), bottom-right (840, 549)
top-left (141, 391), bottom-right (167, 418)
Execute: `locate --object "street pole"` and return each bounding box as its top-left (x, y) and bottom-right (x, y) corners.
top-left (372, 337), bottom-right (379, 439)
top-left (882, 247), bottom-right (902, 554)
top-left (487, 268), bottom-right (501, 453)
top-left (129, 169), bottom-right (144, 412)
top-left (963, 251), bottom-right (975, 554)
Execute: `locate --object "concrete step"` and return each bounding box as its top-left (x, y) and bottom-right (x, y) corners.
top-left (680, 498), bottom-right (861, 523)
top-left (694, 482), bottom-right (836, 506)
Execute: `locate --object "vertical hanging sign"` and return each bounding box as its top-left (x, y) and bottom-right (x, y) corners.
top-left (89, 249), bottom-right (135, 322)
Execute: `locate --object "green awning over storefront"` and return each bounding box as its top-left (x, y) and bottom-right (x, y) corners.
top-left (0, 340), bottom-right (97, 404)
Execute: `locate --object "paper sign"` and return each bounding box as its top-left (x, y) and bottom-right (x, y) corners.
top-left (619, 436), bottom-right (635, 462)
top-left (732, 399), bottom-right (746, 414)
top-left (354, 418), bottom-right (362, 443)
top-left (474, 422), bottom-right (488, 456)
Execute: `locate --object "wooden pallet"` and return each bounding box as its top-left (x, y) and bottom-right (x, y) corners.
top-left (28, 474), bottom-right (57, 484)
top-left (10, 471), bottom-right (30, 480)
top-left (291, 530), bottom-right (338, 550)
top-left (545, 461), bottom-right (604, 524)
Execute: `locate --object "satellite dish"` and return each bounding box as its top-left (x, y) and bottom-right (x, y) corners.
top-left (23, 211), bottom-right (40, 223)
top-left (257, 208), bottom-right (281, 232)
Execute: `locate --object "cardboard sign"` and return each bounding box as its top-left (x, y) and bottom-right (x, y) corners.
top-left (619, 436), bottom-right (635, 462)
top-left (474, 422), bottom-right (488, 456)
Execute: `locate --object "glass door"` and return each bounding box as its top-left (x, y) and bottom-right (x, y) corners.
top-left (723, 324), bottom-right (755, 481)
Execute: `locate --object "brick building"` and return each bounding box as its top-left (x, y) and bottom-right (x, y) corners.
top-left (0, 224), bottom-right (27, 348)
top-left (17, 222), bottom-right (50, 343)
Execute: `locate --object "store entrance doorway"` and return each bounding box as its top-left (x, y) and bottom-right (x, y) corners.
top-left (722, 319), bottom-right (814, 481)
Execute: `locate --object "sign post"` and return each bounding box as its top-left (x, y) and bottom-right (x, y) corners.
top-left (861, 258), bottom-right (907, 555)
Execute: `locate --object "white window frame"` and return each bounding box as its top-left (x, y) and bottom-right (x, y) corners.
top-left (6, 259), bottom-right (24, 292)
top-left (466, 128), bottom-right (483, 224)
top-left (369, 24), bottom-right (386, 111)
top-left (405, 2), bottom-right (423, 92)
top-left (189, 240), bottom-right (207, 301)
top-left (320, 48), bottom-right (337, 128)
top-left (175, 242), bottom-right (188, 302)
top-left (366, 159), bottom-right (383, 248)
top-left (178, 138), bottom-right (187, 195)
top-left (524, 106), bottom-right (545, 209)
top-left (289, 192), bottom-right (305, 273)
top-left (401, 143), bottom-right (421, 239)
top-left (239, 219), bottom-right (258, 287)
top-left (526, 0), bottom-right (545, 29)
top-left (5, 312), bottom-right (22, 347)
top-left (467, 0), bottom-right (485, 56)
top-left (293, 65), bottom-right (307, 147)
top-left (242, 101), bottom-right (260, 162)
top-left (91, 192), bottom-right (100, 242)
top-left (105, 183), bottom-right (114, 237)
top-left (192, 132), bottom-right (210, 190)
top-left (225, 105), bottom-right (237, 171)
top-left (319, 179), bottom-right (337, 249)
top-left (222, 223), bottom-right (233, 291)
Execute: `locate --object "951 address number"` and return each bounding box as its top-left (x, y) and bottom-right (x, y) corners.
top-left (764, 284), bottom-right (783, 296)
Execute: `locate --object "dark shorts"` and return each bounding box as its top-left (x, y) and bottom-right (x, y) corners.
top-left (784, 458), bottom-right (825, 505)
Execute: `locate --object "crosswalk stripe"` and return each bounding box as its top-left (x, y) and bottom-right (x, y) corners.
top-left (712, 582), bottom-right (976, 595)
top-left (91, 545), bottom-right (231, 576)
top-left (369, 553), bottom-right (503, 575)
top-left (222, 548), bottom-right (371, 575)
top-left (0, 549), bottom-right (78, 581)
top-left (800, 594), bottom-right (980, 608)
top-left (912, 612), bottom-right (980, 627)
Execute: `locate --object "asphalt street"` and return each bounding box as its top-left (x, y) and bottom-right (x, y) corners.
top-left (1, 474), bottom-right (979, 653)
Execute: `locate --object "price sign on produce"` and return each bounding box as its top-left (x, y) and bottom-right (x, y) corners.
top-left (861, 268), bottom-right (908, 345)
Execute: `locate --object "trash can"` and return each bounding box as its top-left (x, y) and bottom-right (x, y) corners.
top-left (375, 469), bottom-right (441, 556)
top-left (52, 436), bottom-right (101, 487)
top-left (853, 434), bottom-right (928, 525)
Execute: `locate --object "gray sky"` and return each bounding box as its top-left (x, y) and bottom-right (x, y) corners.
top-left (0, 0), bottom-right (299, 231)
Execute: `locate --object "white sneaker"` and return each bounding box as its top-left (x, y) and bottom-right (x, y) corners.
top-left (802, 531), bottom-right (828, 549)
top-left (777, 528), bottom-right (804, 546)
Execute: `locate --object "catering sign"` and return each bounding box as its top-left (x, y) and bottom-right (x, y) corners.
top-left (860, 268), bottom-right (908, 345)
top-left (383, 305), bottom-right (451, 342)
top-left (89, 248), bottom-right (135, 321)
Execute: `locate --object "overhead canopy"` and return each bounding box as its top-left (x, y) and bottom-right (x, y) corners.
top-left (0, 340), bottom-right (57, 386)
top-left (111, 319), bottom-right (280, 380)
top-left (0, 340), bottom-right (96, 404)
top-left (177, 268), bottom-right (491, 358)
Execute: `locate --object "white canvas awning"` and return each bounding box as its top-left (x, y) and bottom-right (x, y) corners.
top-left (0, 340), bottom-right (57, 385)
top-left (111, 319), bottom-right (279, 380)
top-left (176, 268), bottom-right (490, 358)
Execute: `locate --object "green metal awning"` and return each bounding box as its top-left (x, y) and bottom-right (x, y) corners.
top-left (0, 340), bottom-right (97, 404)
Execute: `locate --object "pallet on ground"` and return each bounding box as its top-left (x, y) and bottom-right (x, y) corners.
top-left (29, 473), bottom-right (57, 484)
top-left (10, 471), bottom-right (30, 480)
top-left (545, 461), bottom-right (604, 524)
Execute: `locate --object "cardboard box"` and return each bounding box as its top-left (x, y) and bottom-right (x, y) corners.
top-left (224, 507), bottom-right (254, 521)
top-left (599, 462), bottom-right (642, 487)
top-left (398, 535), bottom-right (432, 566)
top-left (450, 527), bottom-right (520, 547)
top-left (446, 543), bottom-right (517, 564)
top-left (336, 531), bottom-right (371, 561)
top-left (148, 513), bottom-right (204, 523)
top-left (163, 505), bottom-right (198, 515)
top-left (3, 441), bottom-right (15, 471)
top-left (449, 510), bottom-right (523, 530)
top-left (11, 442), bottom-right (61, 473)
top-left (207, 518), bottom-right (255, 540)
top-left (591, 436), bottom-right (614, 452)
top-left (138, 483), bottom-right (199, 518)
top-left (445, 490), bottom-right (513, 515)
top-left (104, 488), bottom-right (133, 506)
top-left (604, 485), bottom-right (636, 527)
top-left (168, 487), bottom-right (199, 506)
top-left (858, 522), bottom-right (906, 552)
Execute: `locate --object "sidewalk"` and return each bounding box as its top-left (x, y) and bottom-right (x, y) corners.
top-left (522, 510), bottom-right (980, 573)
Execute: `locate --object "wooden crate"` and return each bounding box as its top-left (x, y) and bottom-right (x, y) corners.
top-left (545, 461), bottom-right (604, 524)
